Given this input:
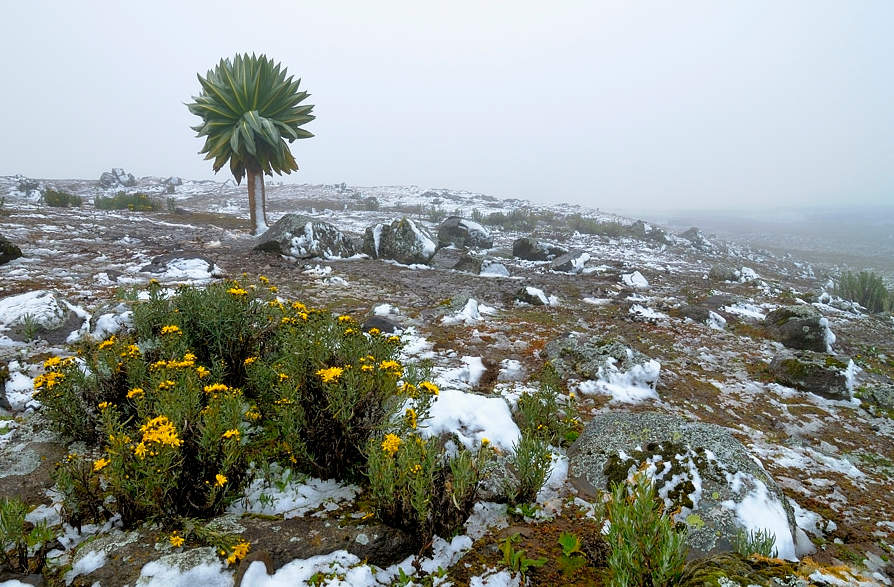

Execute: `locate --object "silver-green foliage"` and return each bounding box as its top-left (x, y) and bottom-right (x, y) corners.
top-left (834, 269), bottom-right (892, 313)
top-left (733, 527), bottom-right (777, 558)
top-left (607, 472), bottom-right (688, 587)
top-left (503, 434), bottom-right (553, 507)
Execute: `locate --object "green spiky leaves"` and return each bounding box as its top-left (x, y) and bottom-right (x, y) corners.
top-left (187, 54), bottom-right (315, 184)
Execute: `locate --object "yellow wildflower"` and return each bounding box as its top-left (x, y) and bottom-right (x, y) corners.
top-left (382, 433), bottom-right (401, 457)
top-left (160, 325), bottom-right (181, 335)
top-left (121, 344), bottom-right (141, 359)
top-left (388, 335), bottom-right (401, 344)
top-left (157, 380), bottom-right (176, 391)
top-left (405, 407), bottom-right (417, 430)
top-left (169, 532), bottom-right (185, 548)
top-left (291, 301), bottom-right (307, 312)
top-left (127, 388), bottom-right (144, 399)
top-left (93, 457), bottom-right (110, 472)
top-left (278, 373), bottom-right (290, 382)
top-left (410, 463), bottom-right (423, 475)
top-left (215, 473), bottom-right (227, 487)
top-left (481, 438), bottom-right (490, 447)
top-left (227, 541), bottom-right (250, 565)
top-left (98, 401), bottom-right (112, 409)
top-left (227, 287), bottom-right (248, 296)
top-left (134, 442), bottom-right (148, 458)
top-left (203, 383), bottom-right (229, 394)
top-left (268, 286), bottom-right (278, 293)
top-left (402, 383), bottom-right (418, 397)
top-left (368, 328), bottom-right (381, 336)
top-left (43, 356), bottom-right (63, 370)
top-left (196, 366), bottom-right (210, 378)
top-left (316, 366), bottom-right (343, 384)
top-left (98, 336), bottom-right (116, 350)
top-left (258, 275), bottom-right (269, 284)
top-left (418, 381), bottom-right (439, 396)
top-left (139, 415), bottom-right (183, 447)
top-left (33, 371), bottom-right (64, 390)
top-left (337, 315), bottom-right (353, 323)
top-left (222, 429), bottom-right (240, 440)
top-left (243, 357), bottom-right (257, 366)
top-left (361, 364), bottom-right (374, 372)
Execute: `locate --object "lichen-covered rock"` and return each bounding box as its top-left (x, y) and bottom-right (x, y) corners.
top-left (362, 218), bottom-right (437, 265)
top-left (764, 305), bottom-right (834, 352)
top-left (255, 214), bottom-right (356, 259)
top-left (452, 254), bottom-right (483, 275)
top-left (515, 286), bottom-right (549, 306)
top-left (0, 289), bottom-right (86, 344)
top-left (768, 351), bottom-right (854, 400)
top-left (550, 251), bottom-right (590, 273)
top-left (567, 412), bottom-right (803, 560)
top-left (708, 264), bottom-right (738, 281)
top-left (544, 334), bottom-right (658, 390)
top-left (679, 227), bottom-right (714, 251)
top-left (0, 234), bottom-right (23, 265)
top-left (512, 237), bottom-right (568, 261)
top-left (630, 219), bottom-right (671, 244)
top-left (437, 216), bottom-right (493, 249)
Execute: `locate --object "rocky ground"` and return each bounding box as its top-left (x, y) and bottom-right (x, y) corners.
top-left (1, 174), bottom-right (893, 586)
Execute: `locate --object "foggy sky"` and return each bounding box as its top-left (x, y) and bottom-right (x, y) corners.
top-left (2, 1), bottom-right (892, 212)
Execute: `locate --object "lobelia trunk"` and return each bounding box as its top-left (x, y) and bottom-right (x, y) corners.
top-left (245, 167), bottom-right (269, 235)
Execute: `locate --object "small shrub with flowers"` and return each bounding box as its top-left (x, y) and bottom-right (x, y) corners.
top-left (37, 278), bottom-right (471, 555)
top-left (365, 378), bottom-right (494, 548)
top-left (514, 363), bottom-right (580, 447)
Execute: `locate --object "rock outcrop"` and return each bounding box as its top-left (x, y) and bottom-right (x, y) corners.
top-left (768, 351), bottom-right (854, 400)
top-left (437, 216), bottom-right (493, 249)
top-left (362, 218), bottom-right (438, 265)
top-left (764, 305), bottom-right (834, 353)
top-left (512, 237), bottom-right (568, 261)
top-left (255, 214), bottom-right (357, 259)
top-left (0, 234), bottom-right (23, 265)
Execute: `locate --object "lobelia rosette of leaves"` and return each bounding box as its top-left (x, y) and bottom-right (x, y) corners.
top-left (187, 53), bottom-right (315, 234)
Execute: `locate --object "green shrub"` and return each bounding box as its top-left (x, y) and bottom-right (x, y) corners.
top-left (365, 379), bottom-right (493, 547)
top-left (503, 433), bottom-right (553, 508)
top-left (566, 213), bottom-right (628, 237)
top-left (834, 269), bottom-right (892, 313)
top-left (42, 188), bottom-right (82, 207)
top-left (94, 191), bottom-right (159, 211)
top-left (733, 527), bottom-right (777, 558)
top-left (38, 278), bottom-right (409, 529)
top-left (514, 363), bottom-right (580, 446)
top-left (606, 471), bottom-right (688, 587)
top-left (0, 496), bottom-right (54, 574)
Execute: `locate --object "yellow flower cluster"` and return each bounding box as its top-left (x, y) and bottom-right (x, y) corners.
top-left (418, 381), bottom-right (439, 396)
top-left (139, 415), bottom-right (183, 448)
top-left (378, 360), bottom-right (403, 378)
top-left (367, 328), bottom-right (381, 336)
top-left (405, 407), bottom-right (417, 430)
top-left (98, 401), bottom-right (112, 409)
top-left (196, 366), bottom-right (210, 378)
top-left (382, 433), bottom-right (401, 457)
top-left (409, 463), bottom-right (423, 475)
top-left (316, 366), bottom-right (343, 384)
top-left (151, 353), bottom-right (196, 371)
top-left (222, 429), bottom-right (240, 440)
top-left (243, 357), bottom-right (257, 366)
top-left (227, 287), bottom-right (248, 296)
top-left (169, 532), bottom-right (185, 548)
top-left (244, 406), bottom-right (261, 421)
top-left (225, 540), bottom-right (250, 565)
top-left (337, 315), bottom-right (354, 323)
top-left (157, 380), bottom-right (176, 391)
top-left (258, 275), bottom-right (269, 284)
top-left (278, 373), bottom-right (290, 382)
top-left (43, 356), bottom-right (63, 370)
top-left (160, 325), bottom-right (182, 335)
top-left (120, 344), bottom-right (141, 359)
top-left (127, 388), bottom-right (144, 399)
top-left (98, 336), bottom-right (117, 350)
top-left (402, 383), bottom-right (417, 398)
top-left (33, 371), bottom-right (64, 390)
top-left (203, 383), bottom-right (229, 395)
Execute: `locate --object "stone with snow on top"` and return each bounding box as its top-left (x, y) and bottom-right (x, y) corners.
top-left (362, 218), bottom-right (438, 265)
top-left (515, 286), bottom-right (550, 306)
top-left (480, 261), bottom-right (510, 277)
top-left (679, 226), bottom-right (714, 251)
top-left (511, 237), bottom-right (568, 261)
top-left (452, 254), bottom-right (483, 275)
top-left (165, 176), bottom-right (183, 187)
top-left (568, 411), bottom-right (803, 560)
top-left (545, 333), bottom-right (658, 387)
top-left (361, 315), bottom-right (401, 334)
top-left (0, 289), bottom-right (86, 344)
top-left (255, 214), bottom-right (356, 259)
top-left (99, 168), bottom-right (137, 188)
top-left (16, 177), bottom-right (41, 195)
top-left (0, 234), bottom-right (23, 266)
top-left (140, 253), bottom-right (223, 282)
top-left (620, 270), bottom-right (649, 289)
top-left (764, 305), bottom-right (834, 353)
top-left (768, 351), bottom-right (854, 401)
top-left (550, 251), bottom-right (590, 274)
top-left (629, 219), bottom-right (671, 244)
top-left (708, 264), bottom-right (739, 282)
top-left (88, 301), bottom-right (133, 340)
top-left (429, 247), bottom-right (464, 269)
top-left (437, 216), bottom-right (493, 249)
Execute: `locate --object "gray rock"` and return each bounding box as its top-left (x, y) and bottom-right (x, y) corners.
top-left (512, 237), bottom-right (568, 261)
top-left (515, 286), bottom-right (549, 306)
top-left (708, 264), bottom-right (739, 282)
top-left (361, 315), bottom-right (401, 334)
top-left (550, 250), bottom-right (589, 273)
top-left (452, 254), bottom-right (483, 275)
top-left (630, 220), bottom-right (671, 244)
top-left (437, 216), bottom-right (493, 249)
top-left (0, 290), bottom-right (86, 345)
top-left (567, 412), bottom-right (800, 560)
top-left (678, 305), bottom-right (711, 324)
top-left (255, 214), bottom-right (356, 259)
top-left (362, 218), bottom-right (438, 265)
top-left (764, 305), bottom-right (833, 352)
top-left (679, 227), bottom-right (713, 251)
top-left (16, 177), bottom-right (41, 194)
top-left (544, 333), bottom-right (657, 386)
top-left (98, 171), bottom-right (117, 188)
top-left (861, 383), bottom-right (894, 412)
top-left (99, 168), bottom-right (137, 188)
top-left (140, 252), bottom-right (219, 275)
top-left (0, 234), bottom-right (23, 265)
top-left (768, 351), bottom-right (853, 400)
top-left (165, 176), bottom-right (183, 186)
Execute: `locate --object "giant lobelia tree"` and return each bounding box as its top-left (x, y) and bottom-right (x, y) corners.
top-left (187, 53), bottom-right (315, 234)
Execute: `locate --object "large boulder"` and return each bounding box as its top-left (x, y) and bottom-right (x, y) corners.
top-left (99, 168), bottom-right (137, 188)
top-left (0, 235), bottom-right (23, 265)
top-left (567, 412), bottom-right (803, 560)
top-left (255, 214), bottom-right (356, 259)
top-left (452, 254), bottom-right (484, 275)
top-left (140, 253), bottom-right (223, 283)
top-left (764, 305), bottom-right (834, 353)
top-left (512, 237), bottom-right (568, 261)
top-left (550, 251), bottom-right (590, 274)
top-left (544, 334), bottom-right (659, 395)
top-left (679, 227), bottom-right (714, 252)
top-left (708, 264), bottom-right (739, 282)
top-left (362, 218), bottom-right (438, 265)
top-left (0, 290), bottom-right (86, 345)
top-left (768, 351), bottom-right (854, 400)
top-left (437, 216), bottom-right (493, 249)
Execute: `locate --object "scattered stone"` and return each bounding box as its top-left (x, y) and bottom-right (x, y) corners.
top-left (550, 251), bottom-right (590, 273)
top-left (545, 333), bottom-right (656, 385)
top-left (512, 237), bottom-right (568, 261)
top-left (768, 351), bottom-right (854, 400)
top-left (480, 261), bottom-right (510, 277)
top-left (361, 315), bottom-right (401, 334)
top-left (140, 252), bottom-right (222, 280)
top-left (567, 411), bottom-right (801, 560)
top-left (630, 220), bottom-right (671, 244)
top-left (452, 254), bottom-right (483, 275)
top-left (515, 286), bottom-right (550, 306)
top-left (0, 234), bottom-right (23, 265)
top-left (437, 216), bottom-right (493, 249)
top-left (708, 264), bottom-right (739, 281)
top-left (764, 305), bottom-right (834, 353)
top-left (255, 214), bottom-right (356, 259)
top-left (620, 270), bottom-right (649, 289)
top-left (362, 218), bottom-right (438, 265)
top-left (679, 227), bottom-right (713, 251)
top-left (678, 305), bottom-right (711, 324)
top-left (0, 290), bottom-right (86, 344)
